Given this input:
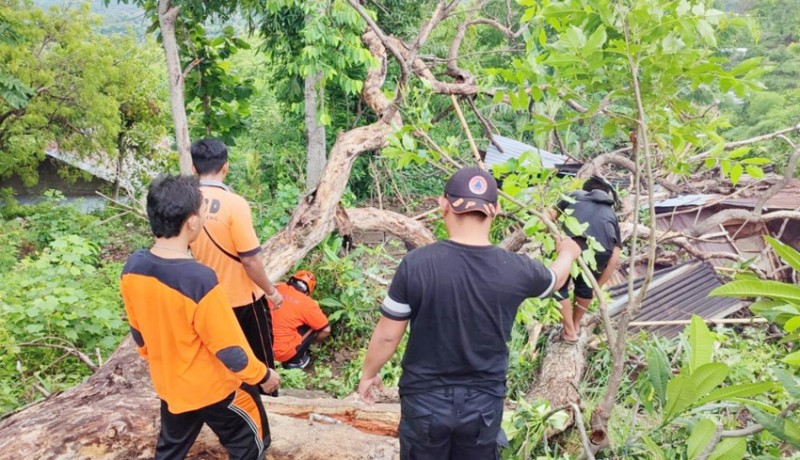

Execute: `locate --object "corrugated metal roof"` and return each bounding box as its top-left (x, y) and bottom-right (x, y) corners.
top-left (720, 179), bottom-right (800, 211)
top-left (45, 143), bottom-right (160, 195)
top-left (484, 135), bottom-right (568, 170)
top-left (607, 260), bottom-right (743, 338)
top-left (653, 194), bottom-right (719, 211)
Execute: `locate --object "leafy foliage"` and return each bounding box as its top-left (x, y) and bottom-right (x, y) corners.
top-left (0, 1), bottom-right (169, 186)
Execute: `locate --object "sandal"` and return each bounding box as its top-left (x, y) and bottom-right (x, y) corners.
top-left (560, 330), bottom-right (579, 344)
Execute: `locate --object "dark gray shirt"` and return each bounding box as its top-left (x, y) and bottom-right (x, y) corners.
top-left (380, 240), bottom-right (555, 396)
top-left (558, 190), bottom-right (621, 253)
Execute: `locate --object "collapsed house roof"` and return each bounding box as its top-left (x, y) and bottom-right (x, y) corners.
top-left (483, 135), bottom-right (569, 170)
top-left (45, 142), bottom-right (162, 196)
top-left (607, 260), bottom-right (744, 338)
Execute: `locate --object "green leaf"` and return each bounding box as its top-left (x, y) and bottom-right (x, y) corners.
top-left (783, 351), bottom-right (800, 367)
top-left (745, 165), bottom-right (764, 179)
top-left (688, 315), bottom-right (713, 373)
top-left (708, 437), bottom-right (746, 460)
top-left (710, 280), bottom-right (800, 304)
top-left (665, 375), bottom-right (697, 421)
top-left (641, 435), bottom-right (666, 460)
top-left (690, 363), bottom-right (729, 399)
top-left (730, 163), bottom-right (743, 186)
top-left (750, 406), bottom-right (800, 449)
top-left (786, 316), bottom-right (800, 333)
top-left (727, 147), bottom-right (751, 159)
top-left (697, 20), bottom-right (716, 46)
top-left (583, 26), bottom-right (607, 57)
top-left (765, 237), bottom-right (800, 273)
top-left (688, 418), bottom-right (718, 460)
top-left (695, 382), bottom-right (775, 406)
top-left (647, 345), bottom-right (671, 402)
top-left (776, 369), bottom-right (800, 400)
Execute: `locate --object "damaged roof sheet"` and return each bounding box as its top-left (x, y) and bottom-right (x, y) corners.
top-left (607, 260), bottom-right (743, 338)
top-left (484, 135), bottom-right (568, 170)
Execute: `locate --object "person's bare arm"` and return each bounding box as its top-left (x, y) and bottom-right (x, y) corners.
top-left (315, 325), bottom-right (331, 342)
top-left (240, 254), bottom-right (283, 307)
top-left (550, 238), bottom-right (582, 290)
top-left (597, 246), bottom-right (621, 287)
top-left (357, 316), bottom-right (407, 404)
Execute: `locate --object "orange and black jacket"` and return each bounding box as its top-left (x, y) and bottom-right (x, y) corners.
top-left (120, 250), bottom-right (268, 414)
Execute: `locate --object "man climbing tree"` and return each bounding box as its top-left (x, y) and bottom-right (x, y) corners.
top-left (554, 175), bottom-right (622, 343)
top-left (270, 270), bottom-right (331, 369)
top-left (357, 166), bottom-right (582, 459)
top-left (120, 175), bottom-right (278, 459)
top-left (188, 139), bottom-right (284, 394)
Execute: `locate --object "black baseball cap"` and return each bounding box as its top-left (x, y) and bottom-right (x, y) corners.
top-left (444, 167), bottom-right (498, 217)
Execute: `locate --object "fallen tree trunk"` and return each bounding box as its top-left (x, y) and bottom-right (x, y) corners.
top-left (527, 328), bottom-right (592, 436)
top-left (0, 337), bottom-right (399, 459)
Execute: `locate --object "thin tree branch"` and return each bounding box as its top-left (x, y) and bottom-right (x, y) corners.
top-left (180, 57), bottom-right (203, 82)
top-left (347, 0), bottom-right (409, 81)
top-left (570, 402), bottom-right (596, 460)
top-left (690, 124), bottom-right (800, 163)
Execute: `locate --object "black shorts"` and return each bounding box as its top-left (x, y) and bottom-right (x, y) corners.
top-left (555, 249), bottom-right (612, 300)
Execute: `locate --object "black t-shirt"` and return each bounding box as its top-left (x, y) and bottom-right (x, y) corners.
top-left (380, 240), bottom-right (556, 397)
top-left (558, 190), bottom-right (621, 253)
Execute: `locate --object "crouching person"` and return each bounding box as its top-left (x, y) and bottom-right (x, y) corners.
top-left (120, 175), bottom-right (280, 460)
top-left (270, 270), bottom-right (331, 369)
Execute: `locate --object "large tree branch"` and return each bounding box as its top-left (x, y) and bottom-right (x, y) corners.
top-left (258, 26), bottom-right (400, 280)
top-left (577, 150), bottom-right (682, 193)
top-left (346, 207), bottom-right (436, 249)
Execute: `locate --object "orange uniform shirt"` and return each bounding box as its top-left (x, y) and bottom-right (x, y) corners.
top-left (271, 283), bottom-right (330, 362)
top-left (190, 181), bottom-right (263, 307)
top-left (120, 251), bottom-right (267, 414)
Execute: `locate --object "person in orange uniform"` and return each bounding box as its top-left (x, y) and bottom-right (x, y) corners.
top-left (270, 270), bottom-right (331, 369)
top-left (120, 175), bottom-right (280, 459)
top-left (188, 139), bottom-right (283, 392)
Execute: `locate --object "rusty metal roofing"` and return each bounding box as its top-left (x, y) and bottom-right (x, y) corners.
top-left (720, 179), bottom-right (800, 211)
top-left (607, 260), bottom-right (744, 338)
top-left (484, 135), bottom-right (567, 170)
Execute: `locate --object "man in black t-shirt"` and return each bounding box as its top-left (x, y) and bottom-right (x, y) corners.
top-left (357, 167), bottom-right (582, 460)
top-left (555, 175), bottom-right (622, 343)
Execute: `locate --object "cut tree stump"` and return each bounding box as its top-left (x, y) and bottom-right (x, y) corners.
top-left (0, 337), bottom-right (400, 460)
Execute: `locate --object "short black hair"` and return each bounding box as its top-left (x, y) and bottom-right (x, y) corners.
top-left (146, 175), bottom-right (203, 238)
top-left (191, 138), bottom-right (228, 175)
top-left (583, 175), bottom-right (620, 205)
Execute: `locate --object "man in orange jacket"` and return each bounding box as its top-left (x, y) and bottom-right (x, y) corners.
top-left (120, 175), bottom-right (279, 459)
top-left (270, 270), bottom-right (331, 369)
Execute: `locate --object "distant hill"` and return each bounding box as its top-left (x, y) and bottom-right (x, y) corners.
top-left (31, 0), bottom-right (149, 36)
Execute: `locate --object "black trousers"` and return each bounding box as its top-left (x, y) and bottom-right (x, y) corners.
top-left (155, 384), bottom-right (270, 460)
top-left (234, 296), bottom-right (277, 396)
top-left (399, 387), bottom-right (505, 460)
top-left (282, 325), bottom-right (317, 367)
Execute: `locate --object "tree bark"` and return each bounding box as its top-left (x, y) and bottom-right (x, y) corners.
top-left (0, 338), bottom-right (400, 459)
top-left (346, 207), bottom-right (436, 249)
top-left (158, 0), bottom-right (192, 175)
top-left (528, 330), bottom-right (590, 436)
top-left (258, 30), bottom-right (399, 282)
top-left (304, 70), bottom-right (327, 191)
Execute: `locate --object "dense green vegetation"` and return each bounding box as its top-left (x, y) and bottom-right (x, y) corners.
top-left (1, 0), bottom-right (799, 457)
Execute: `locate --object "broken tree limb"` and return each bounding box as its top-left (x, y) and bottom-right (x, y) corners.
top-left (628, 318), bottom-right (768, 327)
top-left (346, 207), bottom-right (436, 249)
top-left (0, 338), bottom-right (401, 459)
top-left (528, 329), bottom-right (591, 437)
top-left (259, 30), bottom-right (399, 282)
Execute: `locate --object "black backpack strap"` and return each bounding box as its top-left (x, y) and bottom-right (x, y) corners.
top-left (202, 226), bottom-right (241, 263)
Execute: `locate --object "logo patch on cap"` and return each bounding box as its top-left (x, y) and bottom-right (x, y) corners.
top-left (468, 176), bottom-right (488, 195)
